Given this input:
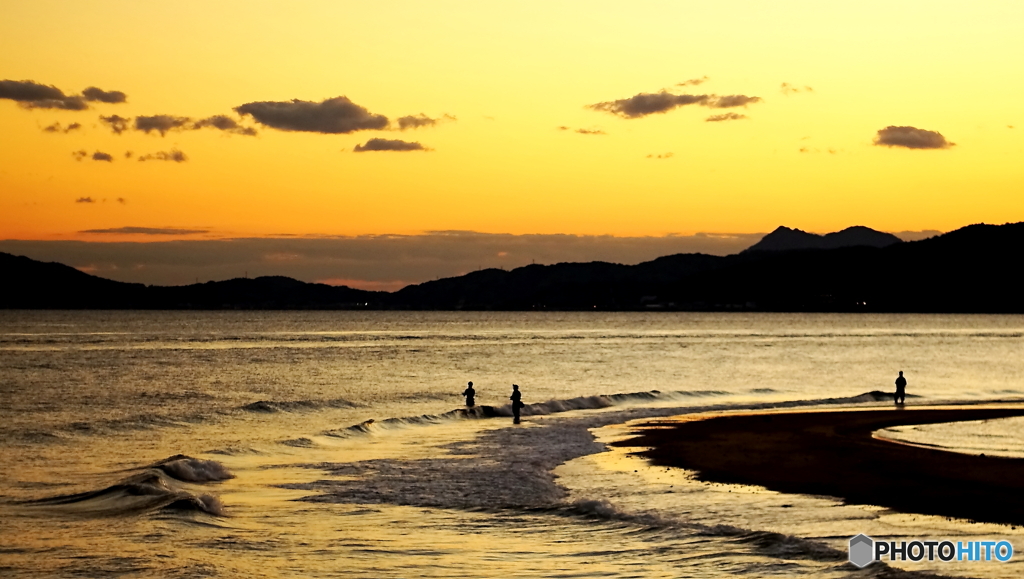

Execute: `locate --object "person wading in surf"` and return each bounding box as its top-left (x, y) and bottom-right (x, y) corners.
top-left (894, 371), bottom-right (907, 405)
top-left (510, 384), bottom-right (523, 424)
top-left (463, 381), bottom-right (476, 408)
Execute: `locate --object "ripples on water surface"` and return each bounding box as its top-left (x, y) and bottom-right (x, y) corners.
top-left (2, 311), bottom-right (1024, 578)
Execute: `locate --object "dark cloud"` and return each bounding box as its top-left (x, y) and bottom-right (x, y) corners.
top-left (588, 91), bottom-right (709, 118)
top-left (72, 150), bottom-right (88, 161)
top-left (235, 96), bottom-right (388, 134)
top-left (706, 113), bottom-right (747, 122)
top-left (124, 151), bottom-right (133, 159)
top-left (117, 198), bottom-right (127, 204)
top-left (588, 90), bottom-right (762, 118)
top-left (82, 86), bottom-right (127, 104)
top-left (647, 152), bottom-right (674, 159)
top-left (92, 151), bottom-right (114, 162)
top-left (75, 196), bottom-right (94, 203)
top-left (677, 76), bottom-right (709, 87)
top-left (707, 95), bottom-right (761, 108)
top-left (43, 122), bottom-right (82, 133)
top-left (873, 126), bottom-right (954, 150)
top-left (191, 115), bottom-right (258, 136)
top-left (0, 231), bottom-right (770, 290)
top-left (0, 79), bottom-right (65, 102)
top-left (80, 227), bottom-right (207, 235)
top-left (396, 114), bottom-right (440, 130)
top-left (138, 149), bottom-right (188, 162)
top-left (0, 79), bottom-right (87, 110)
top-left (22, 96), bottom-right (86, 110)
top-left (135, 115), bottom-right (191, 136)
top-left (780, 83), bottom-right (814, 95)
top-left (100, 114), bottom-right (131, 135)
top-left (353, 138), bottom-right (429, 152)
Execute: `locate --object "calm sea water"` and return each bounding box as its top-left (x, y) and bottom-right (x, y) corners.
top-left (2, 311), bottom-right (1023, 578)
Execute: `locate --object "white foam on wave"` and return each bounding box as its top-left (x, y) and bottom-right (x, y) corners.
top-left (282, 390), bottom-right (964, 576)
top-left (155, 456), bottom-right (235, 482)
top-left (27, 455), bottom-right (232, 518)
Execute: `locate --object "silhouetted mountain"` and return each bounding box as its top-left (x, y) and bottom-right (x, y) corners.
top-left (3, 222), bottom-right (1023, 312)
top-left (0, 253), bottom-right (384, 309)
top-left (744, 226), bottom-right (903, 252)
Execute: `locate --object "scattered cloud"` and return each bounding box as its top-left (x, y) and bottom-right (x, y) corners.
top-left (647, 152), bottom-right (674, 159)
top-left (43, 122), bottom-right (82, 133)
top-left (873, 126), bottom-right (954, 150)
top-left (235, 96), bottom-right (388, 134)
top-left (101, 113), bottom-right (256, 136)
top-left (71, 150), bottom-right (87, 161)
top-left (706, 113), bottom-right (747, 122)
top-left (100, 114), bottom-right (131, 135)
top-left (780, 83), bottom-right (813, 95)
top-left (0, 79), bottom-right (87, 110)
top-left (353, 138), bottom-right (429, 152)
top-left (707, 95), bottom-right (761, 108)
top-left (677, 76), bottom-right (709, 87)
top-left (191, 115), bottom-right (258, 136)
top-left (557, 126), bottom-right (606, 135)
top-left (588, 91), bottom-right (762, 118)
top-left (75, 196), bottom-right (94, 203)
top-left (1, 79), bottom-right (126, 110)
top-left (80, 227), bottom-right (208, 235)
top-left (1, 79), bottom-right (65, 102)
top-left (124, 151), bottom-right (133, 159)
top-left (81, 86), bottom-right (127, 104)
top-left (799, 147), bottom-right (841, 154)
top-left (588, 91), bottom-right (709, 118)
top-left (396, 113), bottom-right (454, 130)
top-left (138, 149), bottom-right (188, 162)
top-left (135, 115), bottom-right (191, 136)
top-left (92, 151), bottom-right (114, 162)
top-left (117, 197), bottom-right (127, 204)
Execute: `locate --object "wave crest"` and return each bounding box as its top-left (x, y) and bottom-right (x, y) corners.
top-left (26, 455), bottom-right (231, 517)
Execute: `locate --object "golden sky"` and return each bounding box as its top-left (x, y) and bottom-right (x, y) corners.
top-left (2, 0), bottom-right (1022, 245)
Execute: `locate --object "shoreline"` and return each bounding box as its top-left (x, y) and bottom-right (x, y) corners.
top-left (615, 406), bottom-right (1024, 526)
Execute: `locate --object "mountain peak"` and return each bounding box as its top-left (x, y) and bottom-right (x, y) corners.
top-left (744, 226), bottom-right (903, 253)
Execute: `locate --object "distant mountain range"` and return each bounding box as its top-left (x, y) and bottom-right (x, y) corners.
top-left (3, 223), bottom-right (1023, 312)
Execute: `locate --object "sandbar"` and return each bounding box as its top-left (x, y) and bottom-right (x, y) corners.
top-left (615, 406), bottom-right (1024, 526)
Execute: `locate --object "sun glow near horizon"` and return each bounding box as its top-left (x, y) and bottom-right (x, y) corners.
top-left (2, 1), bottom-right (1023, 244)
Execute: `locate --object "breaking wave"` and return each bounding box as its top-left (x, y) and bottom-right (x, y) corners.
top-left (240, 398), bottom-right (361, 413)
top-left (26, 455), bottom-right (231, 517)
top-left (322, 388), bottom-right (900, 439)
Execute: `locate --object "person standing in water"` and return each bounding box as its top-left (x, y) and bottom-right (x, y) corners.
top-left (463, 381), bottom-right (476, 408)
top-left (510, 384), bottom-right (523, 424)
top-left (894, 371), bottom-right (907, 405)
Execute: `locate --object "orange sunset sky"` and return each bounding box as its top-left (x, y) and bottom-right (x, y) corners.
top-left (1, 1), bottom-right (1022, 288)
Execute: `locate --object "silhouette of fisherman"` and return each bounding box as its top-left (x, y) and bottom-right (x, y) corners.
top-left (894, 371), bottom-right (907, 405)
top-left (463, 381), bottom-right (476, 408)
top-left (510, 384), bottom-right (523, 424)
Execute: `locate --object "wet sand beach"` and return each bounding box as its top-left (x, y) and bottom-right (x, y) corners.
top-left (617, 407), bottom-right (1024, 526)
